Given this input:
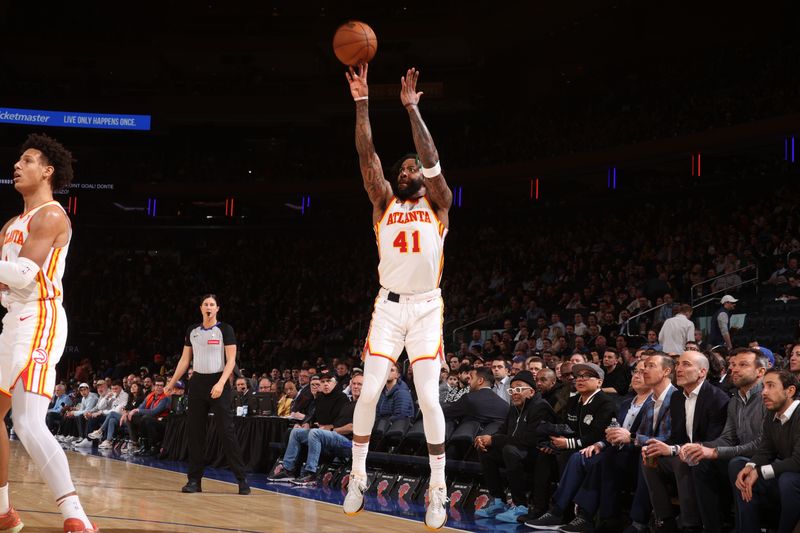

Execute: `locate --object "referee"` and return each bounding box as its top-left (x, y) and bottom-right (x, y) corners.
top-left (165, 294), bottom-right (250, 495)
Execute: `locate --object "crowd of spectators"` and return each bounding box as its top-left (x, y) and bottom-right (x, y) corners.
top-left (54, 173), bottom-right (800, 384)
top-left (29, 169), bottom-right (800, 531)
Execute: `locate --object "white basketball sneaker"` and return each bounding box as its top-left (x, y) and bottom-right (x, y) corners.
top-left (425, 484), bottom-right (449, 530)
top-left (342, 473), bottom-right (367, 516)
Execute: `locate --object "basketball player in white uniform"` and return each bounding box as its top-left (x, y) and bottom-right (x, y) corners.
top-left (342, 64), bottom-right (453, 529)
top-left (0, 134), bottom-right (97, 533)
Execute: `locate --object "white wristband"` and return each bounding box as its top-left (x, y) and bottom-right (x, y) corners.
top-left (354, 96), bottom-right (368, 102)
top-left (422, 161), bottom-right (441, 178)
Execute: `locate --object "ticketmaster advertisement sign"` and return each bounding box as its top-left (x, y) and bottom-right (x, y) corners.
top-left (0, 107), bottom-right (151, 131)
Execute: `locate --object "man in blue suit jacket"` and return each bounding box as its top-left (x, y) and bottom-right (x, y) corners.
top-left (641, 351), bottom-right (730, 532)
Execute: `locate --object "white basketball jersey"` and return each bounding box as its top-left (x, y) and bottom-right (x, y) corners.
top-left (1, 200), bottom-right (70, 304)
top-left (375, 196), bottom-right (447, 294)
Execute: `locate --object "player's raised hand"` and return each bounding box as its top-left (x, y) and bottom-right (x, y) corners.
top-left (345, 63), bottom-right (369, 100)
top-left (400, 68), bottom-right (423, 108)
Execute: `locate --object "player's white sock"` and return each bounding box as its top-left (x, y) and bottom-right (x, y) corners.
top-left (0, 483), bottom-right (9, 514)
top-left (351, 441), bottom-right (369, 477)
top-left (57, 494), bottom-right (91, 527)
top-left (429, 452), bottom-right (446, 487)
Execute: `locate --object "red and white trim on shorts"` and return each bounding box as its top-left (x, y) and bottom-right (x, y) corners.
top-left (3, 297), bottom-right (58, 399)
top-left (409, 337), bottom-right (445, 366)
top-left (362, 341), bottom-right (399, 364)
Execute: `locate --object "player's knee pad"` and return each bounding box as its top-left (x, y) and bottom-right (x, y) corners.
top-left (358, 372), bottom-right (384, 406)
top-left (12, 407), bottom-right (46, 444)
top-left (416, 386), bottom-right (439, 415)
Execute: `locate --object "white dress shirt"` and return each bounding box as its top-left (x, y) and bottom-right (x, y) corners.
top-left (683, 380), bottom-right (703, 442)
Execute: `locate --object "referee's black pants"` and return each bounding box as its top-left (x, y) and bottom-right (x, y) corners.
top-left (187, 372), bottom-right (246, 483)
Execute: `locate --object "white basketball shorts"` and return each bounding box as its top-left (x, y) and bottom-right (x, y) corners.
top-left (362, 288), bottom-right (444, 365)
top-left (0, 299), bottom-right (67, 398)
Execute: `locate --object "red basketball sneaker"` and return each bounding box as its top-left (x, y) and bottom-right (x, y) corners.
top-left (0, 507), bottom-right (23, 533)
top-left (64, 518), bottom-right (100, 532)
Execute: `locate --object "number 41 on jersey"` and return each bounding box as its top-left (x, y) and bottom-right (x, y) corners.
top-left (393, 230), bottom-right (421, 253)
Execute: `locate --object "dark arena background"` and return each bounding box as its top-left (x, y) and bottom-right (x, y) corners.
top-left (0, 1), bottom-right (799, 532)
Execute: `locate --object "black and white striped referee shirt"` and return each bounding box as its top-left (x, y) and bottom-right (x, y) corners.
top-left (184, 322), bottom-right (236, 374)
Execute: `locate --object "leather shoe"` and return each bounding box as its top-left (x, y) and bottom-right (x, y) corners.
top-left (238, 480), bottom-right (251, 495)
top-left (181, 480), bottom-right (202, 493)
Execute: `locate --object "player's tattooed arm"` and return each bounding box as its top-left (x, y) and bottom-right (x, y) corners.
top-left (355, 101), bottom-right (391, 207)
top-left (347, 64), bottom-right (392, 209)
top-left (401, 68), bottom-right (453, 210)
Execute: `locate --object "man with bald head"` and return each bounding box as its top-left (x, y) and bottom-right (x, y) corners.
top-left (641, 351), bottom-right (729, 532)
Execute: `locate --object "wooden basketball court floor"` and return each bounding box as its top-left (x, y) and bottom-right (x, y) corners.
top-left (7, 441), bottom-right (472, 533)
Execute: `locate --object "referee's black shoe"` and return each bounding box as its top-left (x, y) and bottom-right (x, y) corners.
top-left (181, 480), bottom-right (202, 493)
top-left (238, 479), bottom-right (251, 495)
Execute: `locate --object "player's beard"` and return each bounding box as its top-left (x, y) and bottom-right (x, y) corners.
top-left (396, 178), bottom-right (423, 201)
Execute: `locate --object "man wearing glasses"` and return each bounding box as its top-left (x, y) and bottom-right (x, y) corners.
top-left (473, 371), bottom-right (557, 523)
top-left (527, 362), bottom-right (615, 527)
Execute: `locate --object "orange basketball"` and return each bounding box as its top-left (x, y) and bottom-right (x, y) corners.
top-left (333, 21), bottom-right (377, 66)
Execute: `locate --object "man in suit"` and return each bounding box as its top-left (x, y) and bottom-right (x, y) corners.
top-left (680, 347), bottom-right (768, 533)
top-left (442, 366), bottom-right (508, 426)
top-left (472, 371), bottom-right (557, 523)
top-left (618, 353), bottom-right (678, 533)
top-left (641, 351), bottom-right (730, 532)
top-left (731, 369), bottom-right (800, 533)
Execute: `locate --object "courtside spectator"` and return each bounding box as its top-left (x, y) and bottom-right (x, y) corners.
top-left (732, 369), bottom-right (800, 533)
top-left (268, 370), bottom-right (349, 482)
top-left (527, 362), bottom-right (615, 528)
top-left (45, 384), bottom-right (72, 435)
top-left (640, 351), bottom-right (729, 532)
top-left (375, 364), bottom-right (414, 423)
top-left (681, 347), bottom-right (768, 532)
top-left (474, 371), bottom-right (556, 523)
top-left (442, 367), bottom-right (507, 426)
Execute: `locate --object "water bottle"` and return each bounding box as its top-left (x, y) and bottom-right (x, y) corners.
top-left (608, 417), bottom-right (623, 449)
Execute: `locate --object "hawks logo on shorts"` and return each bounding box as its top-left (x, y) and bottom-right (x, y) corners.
top-left (32, 348), bottom-right (48, 364)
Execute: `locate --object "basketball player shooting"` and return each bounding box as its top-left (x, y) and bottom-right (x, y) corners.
top-left (342, 64), bottom-right (453, 530)
top-left (0, 134), bottom-right (97, 532)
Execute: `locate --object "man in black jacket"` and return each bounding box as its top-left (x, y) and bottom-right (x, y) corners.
top-left (641, 351), bottom-right (729, 532)
top-left (472, 371), bottom-right (556, 523)
top-left (441, 366), bottom-right (508, 426)
top-left (732, 369), bottom-right (800, 533)
top-left (526, 362), bottom-right (615, 528)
